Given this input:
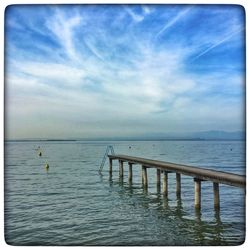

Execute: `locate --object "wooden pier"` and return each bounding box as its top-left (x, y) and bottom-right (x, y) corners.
top-left (108, 154), bottom-right (246, 210)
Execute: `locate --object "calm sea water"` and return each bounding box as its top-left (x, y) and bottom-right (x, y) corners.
top-left (4, 140), bottom-right (245, 246)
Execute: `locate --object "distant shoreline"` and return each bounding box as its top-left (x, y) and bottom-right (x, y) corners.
top-left (4, 138), bottom-right (246, 142)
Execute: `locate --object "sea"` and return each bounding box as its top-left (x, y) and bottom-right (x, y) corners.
top-left (4, 140), bottom-right (246, 246)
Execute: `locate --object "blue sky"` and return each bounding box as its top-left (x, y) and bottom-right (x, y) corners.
top-left (5, 4), bottom-right (245, 139)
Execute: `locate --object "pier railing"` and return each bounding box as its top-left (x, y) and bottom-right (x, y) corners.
top-left (108, 154), bottom-right (246, 210)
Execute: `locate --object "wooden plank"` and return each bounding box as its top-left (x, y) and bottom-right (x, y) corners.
top-left (108, 154), bottom-right (245, 188)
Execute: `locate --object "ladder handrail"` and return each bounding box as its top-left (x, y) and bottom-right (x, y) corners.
top-left (99, 145), bottom-right (115, 173)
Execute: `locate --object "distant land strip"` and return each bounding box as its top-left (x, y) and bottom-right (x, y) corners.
top-left (5, 138), bottom-right (245, 142)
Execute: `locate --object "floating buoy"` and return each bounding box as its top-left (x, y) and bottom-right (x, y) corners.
top-left (45, 163), bottom-right (49, 171)
top-left (39, 151), bottom-right (42, 156)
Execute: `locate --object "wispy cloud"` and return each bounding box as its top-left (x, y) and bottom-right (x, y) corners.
top-left (123, 5), bottom-right (144, 22)
top-left (155, 6), bottom-right (193, 39)
top-left (141, 5), bottom-right (152, 15)
top-left (191, 27), bottom-right (244, 62)
top-left (46, 8), bottom-right (83, 62)
top-left (84, 38), bottom-right (106, 62)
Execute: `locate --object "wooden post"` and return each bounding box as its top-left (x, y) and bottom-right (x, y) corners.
top-left (176, 173), bottom-right (181, 198)
top-left (213, 182), bottom-right (220, 209)
top-left (119, 160), bottom-right (124, 178)
top-left (194, 178), bottom-right (201, 209)
top-left (128, 162), bottom-right (133, 182)
top-left (141, 166), bottom-right (144, 184)
top-left (157, 169), bottom-right (161, 187)
top-left (109, 158), bottom-right (112, 175)
top-left (163, 171), bottom-right (169, 196)
top-left (142, 166), bottom-right (148, 187)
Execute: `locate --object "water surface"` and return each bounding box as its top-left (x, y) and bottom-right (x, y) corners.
top-left (5, 140), bottom-right (245, 245)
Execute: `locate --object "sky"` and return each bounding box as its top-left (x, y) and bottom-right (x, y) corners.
top-left (5, 4), bottom-right (245, 139)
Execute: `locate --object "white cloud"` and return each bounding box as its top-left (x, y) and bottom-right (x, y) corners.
top-left (13, 62), bottom-right (86, 87)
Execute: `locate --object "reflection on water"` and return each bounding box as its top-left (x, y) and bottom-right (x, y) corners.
top-left (106, 171), bottom-right (244, 246)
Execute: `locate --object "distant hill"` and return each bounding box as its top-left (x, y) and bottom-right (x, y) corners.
top-left (190, 130), bottom-right (245, 140)
top-left (141, 130), bottom-right (245, 141)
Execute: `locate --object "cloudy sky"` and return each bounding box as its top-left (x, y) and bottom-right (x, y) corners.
top-left (5, 4), bottom-right (245, 139)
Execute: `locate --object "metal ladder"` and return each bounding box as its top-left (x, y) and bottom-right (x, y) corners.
top-left (99, 145), bottom-right (115, 173)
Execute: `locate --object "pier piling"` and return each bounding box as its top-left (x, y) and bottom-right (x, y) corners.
top-left (157, 169), bottom-right (161, 186)
top-left (109, 158), bottom-right (112, 175)
top-left (141, 166), bottom-right (144, 184)
top-left (156, 169), bottom-right (161, 192)
top-left (128, 162), bottom-right (133, 182)
top-left (194, 178), bottom-right (201, 209)
top-left (119, 160), bottom-right (124, 178)
top-left (176, 173), bottom-right (181, 198)
top-left (142, 166), bottom-right (148, 188)
top-left (213, 182), bottom-right (220, 209)
top-left (163, 171), bottom-right (169, 196)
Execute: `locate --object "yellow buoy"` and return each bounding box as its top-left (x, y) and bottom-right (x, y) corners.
top-left (45, 163), bottom-right (49, 171)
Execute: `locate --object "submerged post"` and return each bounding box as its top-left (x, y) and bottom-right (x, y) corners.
top-left (157, 169), bottom-right (161, 187)
top-left (128, 162), bottom-right (133, 182)
top-left (141, 166), bottom-right (144, 184)
top-left (142, 165), bottom-right (148, 188)
top-left (163, 171), bottom-right (169, 197)
top-left (109, 158), bottom-right (112, 175)
top-left (156, 169), bottom-right (161, 192)
top-left (194, 178), bottom-right (201, 209)
top-left (176, 173), bottom-right (181, 198)
top-left (119, 160), bottom-right (124, 178)
top-left (213, 182), bottom-right (220, 209)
